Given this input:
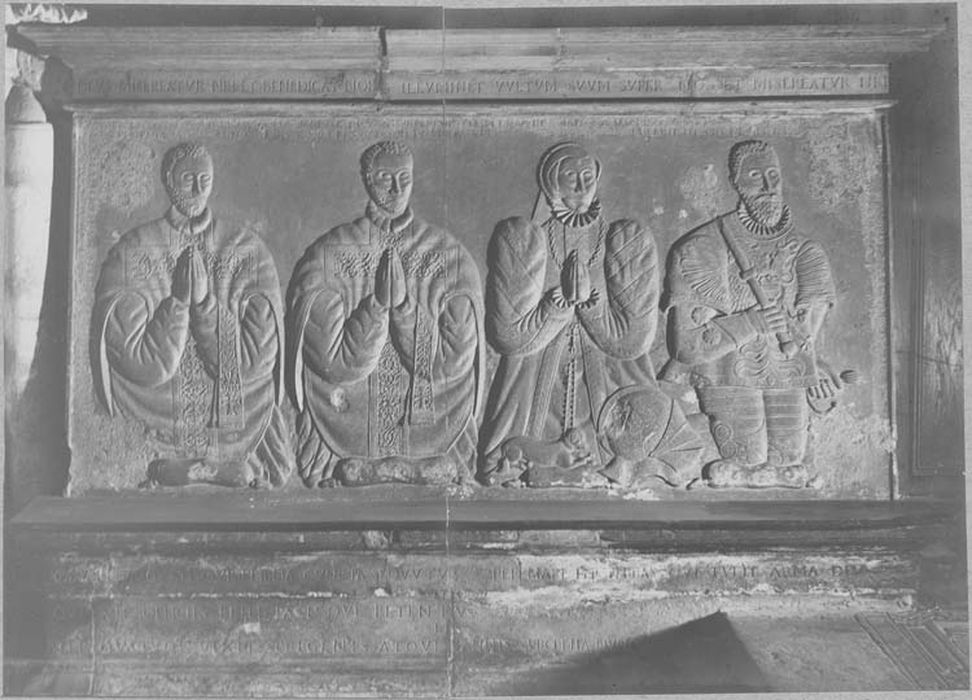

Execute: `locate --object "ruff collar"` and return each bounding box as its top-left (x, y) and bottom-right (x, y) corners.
top-left (166, 206), bottom-right (213, 241)
top-left (549, 197), bottom-right (602, 228)
top-left (367, 201), bottom-right (414, 235)
top-left (735, 199), bottom-right (793, 240)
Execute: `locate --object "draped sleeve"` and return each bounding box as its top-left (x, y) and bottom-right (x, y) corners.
top-left (576, 218), bottom-right (659, 360)
top-left (485, 216), bottom-right (573, 357)
top-left (91, 223), bottom-right (190, 415)
top-left (233, 232), bottom-right (287, 405)
top-left (286, 224), bottom-right (389, 411)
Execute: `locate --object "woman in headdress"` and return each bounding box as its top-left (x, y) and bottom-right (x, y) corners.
top-left (479, 142), bottom-right (669, 487)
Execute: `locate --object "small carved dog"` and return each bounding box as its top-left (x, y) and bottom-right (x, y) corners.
top-left (493, 428), bottom-right (593, 484)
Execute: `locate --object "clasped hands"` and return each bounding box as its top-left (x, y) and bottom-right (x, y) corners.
top-left (553, 250), bottom-right (599, 310)
top-left (172, 245), bottom-right (211, 307)
top-left (374, 247), bottom-right (409, 310)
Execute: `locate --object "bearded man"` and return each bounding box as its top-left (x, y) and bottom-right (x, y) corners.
top-left (662, 139), bottom-right (837, 488)
top-left (287, 141), bottom-right (484, 487)
top-left (92, 142), bottom-right (292, 488)
top-left (480, 141), bottom-right (699, 489)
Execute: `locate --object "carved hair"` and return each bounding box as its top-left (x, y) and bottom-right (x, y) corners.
top-left (360, 140), bottom-right (413, 175)
top-left (728, 140), bottom-right (778, 183)
top-left (536, 141), bottom-right (601, 202)
top-left (161, 142), bottom-right (212, 184)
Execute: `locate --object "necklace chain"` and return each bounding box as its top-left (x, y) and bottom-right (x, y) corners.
top-left (546, 217), bottom-right (604, 269)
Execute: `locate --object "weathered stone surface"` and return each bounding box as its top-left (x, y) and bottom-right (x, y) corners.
top-left (738, 616), bottom-right (918, 691)
top-left (92, 596), bottom-right (447, 664)
top-left (19, 24), bottom-right (938, 103)
top-left (29, 545), bottom-right (918, 692)
top-left (10, 502), bottom-right (950, 696)
top-left (90, 666), bottom-right (448, 697)
top-left (384, 25), bottom-right (939, 101)
top-left (449, 594), bottom-right (917, 694)
top-left (18, 27), bottom-right (383, 101)
top-left (64, 103), bottom-right (892, 497)
top-left (39, 549), bottom-right (917, 598)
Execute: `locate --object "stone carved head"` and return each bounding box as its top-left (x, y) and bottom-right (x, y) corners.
top-left (161, 142), bottom-right (214, 219)
top-left (537, 142), bottom-right (602, 216)
top-left (729, 140), bottom-right (784, 227)
top-left (360, 141), bottom-right (414, 218)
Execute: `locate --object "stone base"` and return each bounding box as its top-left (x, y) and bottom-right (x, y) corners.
top-left (334, 454), bottom-right (462, 486)
top-left (5, 495), bottom-right (965, 696)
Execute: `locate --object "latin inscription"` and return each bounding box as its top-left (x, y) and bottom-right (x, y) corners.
top-left (465, 635), bottom-right (629, 656)
top-left (97, 635), bottom-right (442, 658)
top-left (71, 66), bottom-right (888, 101)
top-left (87, 554), bottom-right (901, 596)
top-left (75, 71), bottom-right (379, 99)
top-left (213, 115), bottom-right (810, 143)
top-left (95, 597), bottom-right (447, 661)
top-left (390, 67), bottom-right (890, 100)
top-left (78, 114), bottom-right (828, 150)
top-left (441, 114), bottom-right (806, 139)
top-left (100, 598), bottom-right (446, 625)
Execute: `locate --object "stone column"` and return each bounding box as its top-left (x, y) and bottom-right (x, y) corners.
top-left (5, 84), bottom-right (53, 398)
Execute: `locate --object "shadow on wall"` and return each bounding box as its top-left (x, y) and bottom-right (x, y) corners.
top-left (485, 611), bottom-right (771, 695)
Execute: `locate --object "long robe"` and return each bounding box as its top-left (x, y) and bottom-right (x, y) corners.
top-left (480, 212), bottom-right (660, 475)
top-left (287, 206), bottom-right (484, 486)
top-left (91, 208), bottom-right (292, 486)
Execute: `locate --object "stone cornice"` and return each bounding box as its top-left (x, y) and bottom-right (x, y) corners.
top-left (13, 23), bottom-right (944, 102)
top-left (389, 25), bottom-right (942, 70)
top-left (15, 25), bottom-right (383, 100)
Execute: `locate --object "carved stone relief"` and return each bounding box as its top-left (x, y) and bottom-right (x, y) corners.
top-left (66, 109), bottom-right (889, 497)
top-left (287, 140), bottom-right (485, 487)
top-left (91, 143), bottom-right (293, 488)
top-left (661, 139), bottom-right (858, 489)
top-left (479, 141), bottom-right (703, 490)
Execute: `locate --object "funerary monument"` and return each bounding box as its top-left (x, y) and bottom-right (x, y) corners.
top-left (3, 4), bottom-right (965, 696)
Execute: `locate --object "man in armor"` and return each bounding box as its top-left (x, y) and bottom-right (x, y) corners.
top-left (662, 139), bottom-right (838, 488)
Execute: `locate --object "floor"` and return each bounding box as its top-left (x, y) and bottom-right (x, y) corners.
top-left (469, 609), bottom-right (970, 695)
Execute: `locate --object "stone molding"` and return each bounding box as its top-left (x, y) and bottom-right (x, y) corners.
top-left (15, 23), bottom-right (942, 102)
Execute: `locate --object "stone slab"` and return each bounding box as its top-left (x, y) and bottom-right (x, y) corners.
top-left (15, 547), bottom-right (918, 689)
top-left (17, 24), bottom-right (939, 102)
top-left (14, 494), bottom-right (952, 532)
top-left (7, 507), bottom-right (951, 697)
top-left (91, 596), bottom-right (448, 665)
top-left (64, 103), bottom-right (892, 497)
top-left (17, 26), bottom-right (383, 102)
top-left (39, 550), bottom-right (917, 598)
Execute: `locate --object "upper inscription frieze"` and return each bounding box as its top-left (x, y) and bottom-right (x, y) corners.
top-left (14, 24), bottom-right (940, 102)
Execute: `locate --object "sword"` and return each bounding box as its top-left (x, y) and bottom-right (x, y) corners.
top-left (717, 217), bottom-right (798, 358)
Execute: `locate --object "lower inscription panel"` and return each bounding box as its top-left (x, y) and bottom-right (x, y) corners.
top-left (12, 546), bottom-right (919, 695)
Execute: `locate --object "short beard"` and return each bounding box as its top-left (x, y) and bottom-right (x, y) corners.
top-left (372, 193), bottom-right (408, 218)
top-left (743, 194), bottom-right (784, 227)
top-left (168, 189), bottom-right (207, 219)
